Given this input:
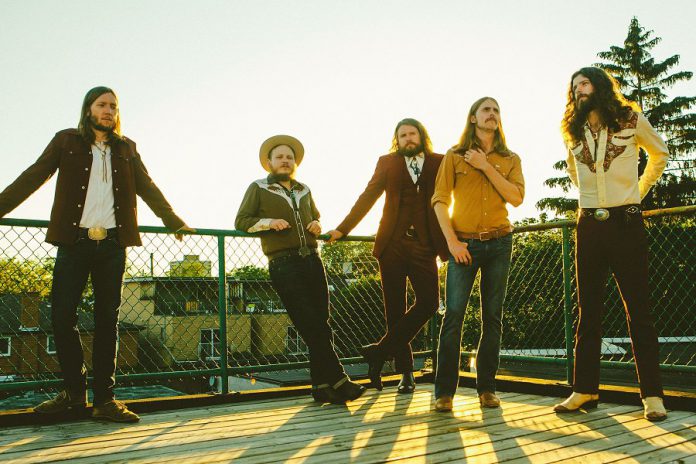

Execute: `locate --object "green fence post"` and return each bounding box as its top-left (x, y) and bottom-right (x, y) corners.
top-left (218, 235), bottom-right (229, 394)
top-left (561, 225), bottom-right (575, 384)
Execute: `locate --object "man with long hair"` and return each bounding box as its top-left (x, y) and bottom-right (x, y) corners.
top-left (326, 119), bottom-right (448, 393)
top-left (432, 97), bottom-right (524, 411)
top-left (0, 86), bottom-right (194, 422)
top-left (236, 135), bottom-right (365, 404)
top-left (554, 67), bottom-right (669, 421)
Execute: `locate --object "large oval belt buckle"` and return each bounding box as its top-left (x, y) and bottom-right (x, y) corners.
top-left (593, 208), bottom-right (610, 221)
top-left (88, 227), bottom-right (108, 240)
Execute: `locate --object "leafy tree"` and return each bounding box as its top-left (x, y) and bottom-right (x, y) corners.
top-left (320, 240), bottom-right (378, 278)
top-left (228, 265), bottom-right (270, 281)
top-left (538, 17), bottom-right (696, 215)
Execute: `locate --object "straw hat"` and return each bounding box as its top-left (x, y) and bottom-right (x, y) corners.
top-left (258, 134), bottom-right (304, 172)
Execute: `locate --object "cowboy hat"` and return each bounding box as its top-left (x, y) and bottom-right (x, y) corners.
top-left (259, 134), bottom-right (304, 172)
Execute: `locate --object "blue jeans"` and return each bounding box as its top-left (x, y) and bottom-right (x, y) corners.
top-left (435, 234), bottom-right (512, 397)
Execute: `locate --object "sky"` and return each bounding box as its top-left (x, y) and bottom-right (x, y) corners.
top-left (1, 0), bottom-right (694, 236)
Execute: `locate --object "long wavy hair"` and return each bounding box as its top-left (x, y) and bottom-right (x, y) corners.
top-left (561, 67), bottom-right (639, 145)
top-left (453, 96), bottom-right (511, 155)
top-left (77, 86), bottom-right (123, 145)
top-left (390, 118), bottom-right (433, 156)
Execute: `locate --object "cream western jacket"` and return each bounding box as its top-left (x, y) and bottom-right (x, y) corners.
top-left (566, 111), bottom-right (668, 208)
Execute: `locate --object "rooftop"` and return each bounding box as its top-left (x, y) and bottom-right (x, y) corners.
top-left (1, 378), bottom-right (695, 463)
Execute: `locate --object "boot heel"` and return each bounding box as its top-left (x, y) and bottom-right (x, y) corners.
top-left (583, 400), bottom-right (599, 410)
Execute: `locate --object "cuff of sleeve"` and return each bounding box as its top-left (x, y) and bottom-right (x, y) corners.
top-left (248, 218), bottom-right (273, 233)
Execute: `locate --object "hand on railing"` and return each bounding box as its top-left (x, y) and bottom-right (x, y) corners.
top-left (175, 225), bottom-right (196, 241)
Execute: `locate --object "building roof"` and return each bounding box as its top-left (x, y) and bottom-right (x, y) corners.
top-left (0, 293), bottom-right (143, 334)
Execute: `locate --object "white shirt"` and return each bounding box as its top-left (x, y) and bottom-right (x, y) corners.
top-left (80, 142), bottom-right (116, 229)
top-left (566, 112), bottom-right (668, 208)
top-left (405, 152), bottom-right (425, 184)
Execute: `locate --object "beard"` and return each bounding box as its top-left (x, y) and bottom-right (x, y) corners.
top-left (90, 114), bottom-right (115, 133)
top-left (269, 165), bottom-right (295, 182)
top-left (397, 143), bottom-right (424, 158)
top-left (575, 93), bottom-right (598, 119)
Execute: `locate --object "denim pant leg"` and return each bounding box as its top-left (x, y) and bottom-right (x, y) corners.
top-left (434, 249), bottom-right (479, 399)
top-left (50, 243), bottom-right (92, 396)
top-left (90, 239), bottom-right (127, 405)
top-left (476, 235), bottom-right (513, 394)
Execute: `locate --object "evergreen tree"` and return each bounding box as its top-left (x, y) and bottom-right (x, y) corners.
top-left (538, 17), bottom-right (696, 215)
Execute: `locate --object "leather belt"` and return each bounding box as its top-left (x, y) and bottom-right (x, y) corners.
top-left (78, 227), bottom-right (118, 241)
top-left (579, 204), bottom-right (641, 222)
top-left (268, 247), bottom-right (318, 262)
top-left (456, 227), bottom-right (513, 241)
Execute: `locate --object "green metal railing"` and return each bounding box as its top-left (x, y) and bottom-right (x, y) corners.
top-left (0, 206), bottom-right (693, 406)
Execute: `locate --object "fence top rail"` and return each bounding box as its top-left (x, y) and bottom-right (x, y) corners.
top-left (1, 204), bottom-right (694, 238)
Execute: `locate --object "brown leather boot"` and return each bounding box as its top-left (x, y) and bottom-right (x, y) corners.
top-left (435, 396), bottom-right (453, 412)
top-left (34, 390), bottom-right (87, 414)
top-left (92, 400), bottom-right (140, 423)
top-left (479, 391), bottom-right (501, 408)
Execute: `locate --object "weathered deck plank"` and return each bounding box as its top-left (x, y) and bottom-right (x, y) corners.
top-left (1, 386), bottom-right (693, 463)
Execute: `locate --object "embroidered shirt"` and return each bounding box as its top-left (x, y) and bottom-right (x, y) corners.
top-left (566, 112), bottom-right (668, 208)
top-left (235, 176), bottom-right (320, 257)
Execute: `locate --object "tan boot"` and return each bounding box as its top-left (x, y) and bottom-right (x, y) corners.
top-left (479, 391), bottom-right (501, 408)
top-left (553, 392), bottom-right (599, 413)
top-left (643, 396), bottom-right (667, 422)
top-left (435, 396), bottom-right (453, 412)
top-left (92, 400), bottom-right (140, 423)
top-left (34, 390), bottom-right (87, 414)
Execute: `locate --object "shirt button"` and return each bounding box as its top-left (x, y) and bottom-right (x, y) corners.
top-left (82, 186), bottom-right (86, 189)
top-left (72, 222), bottom-right (77, 226)
top-left (114, 169), bottom-right (117, 173)
top-left (118, 225), bottom-right (122, 228)
top-left (115, 187), bottom-right (119, 191)
top-left (116, 206), bottom-right (120, 209)
top-left (85, 167), bottom-right (89, 171)
top-left (78, 204), bottom-right (82, 208)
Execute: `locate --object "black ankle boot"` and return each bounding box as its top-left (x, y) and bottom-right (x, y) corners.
top-left (311, 386), bottom-right (346, 405)
top-left (334, 379), bottom-right (366, 402)
top-left (359, 344), bottom-right (385, 391)
top-left (397, 372), bottom-right (416, 394)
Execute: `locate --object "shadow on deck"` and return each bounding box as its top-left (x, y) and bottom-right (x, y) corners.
top-left (1, 375), bottom-right (696, 463)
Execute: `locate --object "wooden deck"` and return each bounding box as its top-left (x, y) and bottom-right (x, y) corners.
top-left (1, 386), bottom-right (695, 463)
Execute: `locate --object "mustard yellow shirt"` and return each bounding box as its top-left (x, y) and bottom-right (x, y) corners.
top-left (432, 148), bottom-right (525, 233)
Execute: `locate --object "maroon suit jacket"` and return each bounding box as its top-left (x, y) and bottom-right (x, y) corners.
top-left (0, 129), bottom-right (185, 247)
top-left (336, 152), bottom-right (449, 260)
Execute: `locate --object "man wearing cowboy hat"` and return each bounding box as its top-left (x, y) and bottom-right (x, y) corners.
top-left (235, 134), bottom-right (366, 405)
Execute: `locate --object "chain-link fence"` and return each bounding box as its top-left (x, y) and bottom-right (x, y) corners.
top-left (0, 206), bottom-right (694, 409)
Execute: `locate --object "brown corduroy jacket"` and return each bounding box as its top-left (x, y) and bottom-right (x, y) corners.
top-left (0, 129), bottom-right (185, 247)
top-left (336, 152), bottom-right (449, 261)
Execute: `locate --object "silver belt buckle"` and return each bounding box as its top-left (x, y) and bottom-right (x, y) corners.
top-left (87, 227), bottom-right (108, 240)
top-left (593, 208), bottom-right (610, 221)
top-left (478, 231), bottom-right (492, 241)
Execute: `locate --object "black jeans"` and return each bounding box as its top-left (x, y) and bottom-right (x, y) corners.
top-left (51, 237), bottom-right (126, 405)
top-left (269, 254), bottom-right (347, 386)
